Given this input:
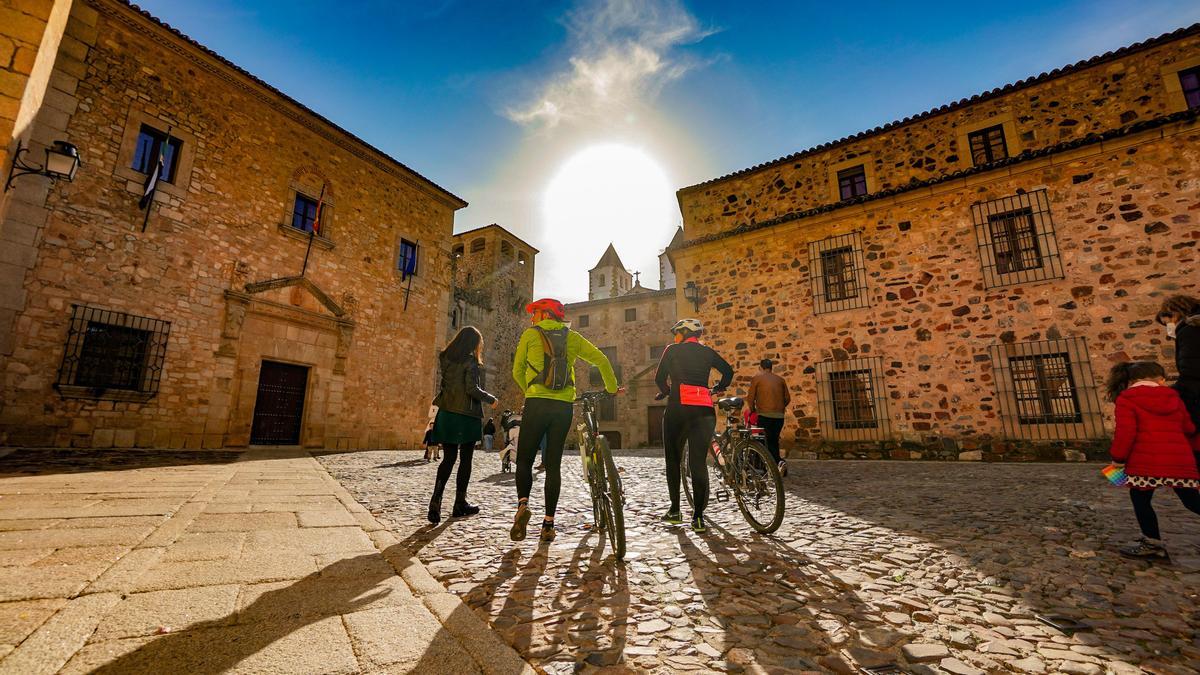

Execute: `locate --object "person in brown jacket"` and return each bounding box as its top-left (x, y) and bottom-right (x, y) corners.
top-left (746, 359), bottom-right (791, 475)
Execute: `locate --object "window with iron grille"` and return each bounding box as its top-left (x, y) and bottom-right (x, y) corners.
top-left (837, 165), bottom-right (868, 200)
top-left (291, 194), bottom-right (321, 233)
top-left (989, 337), bottom-right (1104, 440)
top-left (816, 357), bottom-right (891, 441)
top-left (599, 396), bottom-right (617, 421)
top-left (968, 124), bottom-right (1008, 166)
top-left (971, 189), bottom-right (1063, 288)
top-left (1181, 66), bottom-right (1200, 110)
top-left (578, 314), bottom-right (589, 328)
top-left (55, 305), bottom-right (171, 401)
top-left (131, 125), bottom-right (182, 183)
top-left (649, 344), bottom-right (667, 362)
top-left (625, 308), bottom-right (637, 322)
top-left (808, 232), bottom-right (869, 314)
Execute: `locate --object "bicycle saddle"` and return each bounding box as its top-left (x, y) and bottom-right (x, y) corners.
top-left (717, 397), bottom-right (744, 412)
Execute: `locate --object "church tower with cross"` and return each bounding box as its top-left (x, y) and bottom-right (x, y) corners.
top-left (588, 243), bottom-right (633, 300)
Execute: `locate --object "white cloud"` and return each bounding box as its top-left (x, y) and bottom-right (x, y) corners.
top-left (506, 0), bottom-right (714, 128)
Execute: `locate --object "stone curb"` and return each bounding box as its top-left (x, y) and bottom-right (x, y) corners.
top-left (313, 454), bottom-right (537, 675)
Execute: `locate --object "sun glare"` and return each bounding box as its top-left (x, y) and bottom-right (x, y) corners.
top-left (543, 144), bottom-right (675, 294)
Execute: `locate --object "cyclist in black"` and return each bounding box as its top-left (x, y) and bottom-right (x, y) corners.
top-left (654, 318), bottom-right (734, 533)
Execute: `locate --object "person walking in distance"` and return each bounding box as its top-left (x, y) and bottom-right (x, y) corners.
top-left (1105, 361), bottom-right (1200, 560)
top-left (746, 358), bottom-right (792, 477)
top-left (483, 417), bottom-right (496, 453)
top-left (426, 327), bottom-right (497, 525)
top-left (510, 298), bottom-right (619, 543)
top-left (655, 318), bottom-right (734, 533)
top-left (1156, 295), bottom-right (1200, 429)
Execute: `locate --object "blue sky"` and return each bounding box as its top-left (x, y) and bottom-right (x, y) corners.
top-left (135, 0), bottom-right (1200, 300)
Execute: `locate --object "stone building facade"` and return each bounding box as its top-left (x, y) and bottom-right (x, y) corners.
top-left (449, 223), bottom-right (537, 415)
top-left (671, 25), bottom-right (1200, 461)
top-left (568, 244), bottom-right (678, 448)
top-left (0, 0), bottom-right (465, 449)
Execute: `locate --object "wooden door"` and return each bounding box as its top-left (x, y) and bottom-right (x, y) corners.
top-left (250, 361), bottom-right (309, 445)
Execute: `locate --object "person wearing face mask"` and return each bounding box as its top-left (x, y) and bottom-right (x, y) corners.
top-left (1156, 295), bottom-right (1200, 430)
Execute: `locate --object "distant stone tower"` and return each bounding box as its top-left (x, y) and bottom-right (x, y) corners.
top-left (589, 244), bottom-right (632, 300)
top-left (659, 227), bottom-right (683, 290)
top-left (449, 224), bottom-right (538, 413)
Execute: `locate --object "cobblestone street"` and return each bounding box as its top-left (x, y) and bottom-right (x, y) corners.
top-left (321, 450), bottom-right (1200, 675)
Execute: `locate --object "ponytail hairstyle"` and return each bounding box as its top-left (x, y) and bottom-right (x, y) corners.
top-left (1105, 361), bottom-right (1167, 401)
top-left (442, 326), bottom-right (483, 364)
top-left (1155, 295), bottom-right (1200, 325)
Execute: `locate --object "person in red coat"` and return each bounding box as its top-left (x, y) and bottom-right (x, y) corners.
top-left (1106, 361), bottom-right (1200, 560)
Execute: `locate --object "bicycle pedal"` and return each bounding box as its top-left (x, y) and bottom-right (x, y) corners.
top-left (716, 489), bottom-right (730, 503)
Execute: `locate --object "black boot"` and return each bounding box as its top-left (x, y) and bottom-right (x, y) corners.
top-left (428, 480), bottom-right (446, 524)
top-left (451, 488), bottom-right (480, 518)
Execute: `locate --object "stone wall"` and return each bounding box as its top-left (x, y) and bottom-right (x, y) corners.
top-left (0, 0), bottom-right (464, 449)
top-left (449, 225), bottom-right (536, 416)
top-left (568, 288), bottom-right (677, 448)
top-left (672, 28), bottom-right (1200, 461)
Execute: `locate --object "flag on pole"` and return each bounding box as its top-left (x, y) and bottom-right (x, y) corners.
top-left (401, 242), bottom-right (418, 281)
top-left (311, 189), bottom-right (324, 236)
top-left (139, 127), bottom-right (172, 211)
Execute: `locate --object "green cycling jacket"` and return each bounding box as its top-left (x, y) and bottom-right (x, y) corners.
top-left (512, 319), bottom-right (618, 403)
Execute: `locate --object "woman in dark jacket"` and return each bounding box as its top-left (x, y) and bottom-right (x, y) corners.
top-left (427, 326), bottom-right (496, 524)
top-left (1156, 295), bottom-right (1200, 429)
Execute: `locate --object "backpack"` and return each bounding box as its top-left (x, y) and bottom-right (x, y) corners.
top-left (533, 326), bottom-right (571, 390)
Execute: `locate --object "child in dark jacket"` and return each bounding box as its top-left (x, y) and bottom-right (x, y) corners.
top-left (1106, 361), bottom-right (1200, 560)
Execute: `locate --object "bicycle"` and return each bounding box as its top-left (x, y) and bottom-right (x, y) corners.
top-left (681, 394), bottom-right (785, 534)
top-left (575, 391), bottom-right (626, 560)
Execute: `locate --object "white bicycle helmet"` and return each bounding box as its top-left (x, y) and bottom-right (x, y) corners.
top-left (671, 318), bottom-right (704, 335)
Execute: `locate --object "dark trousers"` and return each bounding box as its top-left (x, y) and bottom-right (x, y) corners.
top-left (1130, 487), bottom-right (1200, 540)
top-left (434, 443), bottom-right (474, 502)
top-left (663, 406), bottom-right (714, 516)
top-left (1174, 380), bottom-right (1200, 429)
top-left (759, 416), bottom-right (785, 463)
top-left (516, 397), bottom-right (574, 517)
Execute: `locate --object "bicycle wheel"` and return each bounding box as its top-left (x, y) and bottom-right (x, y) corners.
top-left (732, 440), bottom-right (784, 534)
top-left (597, 436), bottom-right (625, 560)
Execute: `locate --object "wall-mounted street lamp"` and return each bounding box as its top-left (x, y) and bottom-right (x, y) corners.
top-left (5, 140), bottom-right (81, 192)
top-left (683, 280), bottom-right (701, 311)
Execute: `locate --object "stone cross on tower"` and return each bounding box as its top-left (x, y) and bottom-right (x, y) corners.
top-left (633, 271), bottom-right (640, 286)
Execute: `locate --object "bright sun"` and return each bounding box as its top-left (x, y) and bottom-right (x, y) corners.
top-left (543, 144), bottom-right (675, 293)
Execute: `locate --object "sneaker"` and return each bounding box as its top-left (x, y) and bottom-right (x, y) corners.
top-left (539, 522), bottom-right (556, 542)
top-left (778, 460), bottom-right (788, 477)
top-left (691, 514), bottom-right (707, 533)
top-left (1120, 537), bottom-right (1169, 560)
top-left (510, 503), bottom-right (531, 541)
top-left (661, 509), bottom-right (683, 525)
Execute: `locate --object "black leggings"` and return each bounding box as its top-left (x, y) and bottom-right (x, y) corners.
top-left (434, 443), bottom-right (474, 501)
top-left (759, 416), bottom-right (784, 463)
top-left (516, 397), bottom-right (574, 517)
top-left (663, 406), bottom-right (714, 516)
top-left (1130, 487), bottom-right (1200, 540)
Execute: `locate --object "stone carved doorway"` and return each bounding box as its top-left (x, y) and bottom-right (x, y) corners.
top-left (249, 361), bottom-right (309, 445)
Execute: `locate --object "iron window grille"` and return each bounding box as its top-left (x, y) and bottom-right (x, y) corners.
top-left (989, 337), bottom-right (1104, 440)
top-left (290, 194), bottom-right (321, 233)
top-left (649, 344), bottom-right (667, 362)
top-left (816, 357), bottom-right (891, 441)
top-left (398, 238), bottom-right (418, 277)
top-left (55, 305), bottom-right (170, 401)
top-left (578, 314), bottom-right (590, 328)
top-left (968, 124), bottom-right (1008, 166)
top-left (1181, 66), bottom-right (1200, 110)
top-left (809, 232), bottom-right (870, 314)
top-left (971, 189), bottom-right (1063, 289)
top-left (599, 396), bottom-right (617, 421)
top-left (131, 124), bottom-right (182, 183)
top-left (625, 308), bottom-right (637, 322)
top-left (837, 165), bottom-right (868, 200)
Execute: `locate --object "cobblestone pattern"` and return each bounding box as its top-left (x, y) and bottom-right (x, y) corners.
top-left (323, 450), bottom-right (1200, 674)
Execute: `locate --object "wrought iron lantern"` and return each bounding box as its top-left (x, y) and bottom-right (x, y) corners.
top-left (5, 140), bottom-right (81, 191)
top-left (683, 280), bottom-right (701, 311)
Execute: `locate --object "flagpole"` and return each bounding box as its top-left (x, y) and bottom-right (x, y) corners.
top-left (300, 182), bottom-right (326, 277)
top-left (141, 126), bottom-right (172, 232)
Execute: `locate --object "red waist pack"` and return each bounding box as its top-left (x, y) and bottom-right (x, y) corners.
top-left (679, 384), bottom-right (712, 407)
